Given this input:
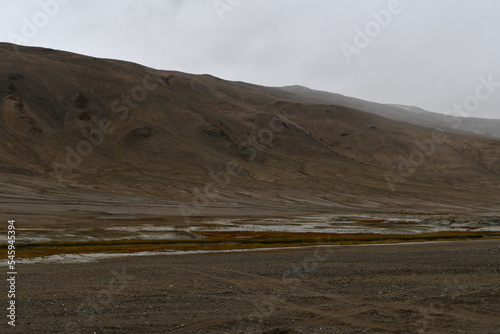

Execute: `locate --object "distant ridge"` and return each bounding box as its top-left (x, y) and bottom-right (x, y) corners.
top-left (269, 85), bottom-right (500, 138)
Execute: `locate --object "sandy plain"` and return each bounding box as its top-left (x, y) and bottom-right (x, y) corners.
top-left (1, 240), bottom-right (499, 334)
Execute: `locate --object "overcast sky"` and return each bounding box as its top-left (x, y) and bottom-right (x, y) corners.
top-left (1, 0), bottom-right (499, 119)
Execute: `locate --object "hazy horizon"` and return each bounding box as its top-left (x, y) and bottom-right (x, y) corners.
top-left (1, 0), bottom-right (499, 119)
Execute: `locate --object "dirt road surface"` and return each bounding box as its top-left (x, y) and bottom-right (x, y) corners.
top-left (2, 240), bottom-right (499, 333)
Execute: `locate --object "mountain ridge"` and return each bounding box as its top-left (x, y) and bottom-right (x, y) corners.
top-left (1, 43), bottom-right (499, 217)
top-left (269, 85), bottom-right (500, 139)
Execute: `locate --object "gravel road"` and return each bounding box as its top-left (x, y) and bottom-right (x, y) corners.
top-left (2, 240), bottom-right (499, 333)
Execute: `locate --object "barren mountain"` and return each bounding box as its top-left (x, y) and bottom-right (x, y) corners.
top-left (1, 43), bottom-right (499, 218)
top-left (271, 85), bottom-right (500, 138)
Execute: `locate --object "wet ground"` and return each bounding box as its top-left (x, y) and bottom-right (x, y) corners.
top-left (5, 214), bottom-right (500, 244)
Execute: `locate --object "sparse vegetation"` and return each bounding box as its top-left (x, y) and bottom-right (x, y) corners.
top-left (2, 230), bottom-right (499, 259)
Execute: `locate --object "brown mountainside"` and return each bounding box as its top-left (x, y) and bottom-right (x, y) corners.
top-left (1, 43), bottom-right (499, 217)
